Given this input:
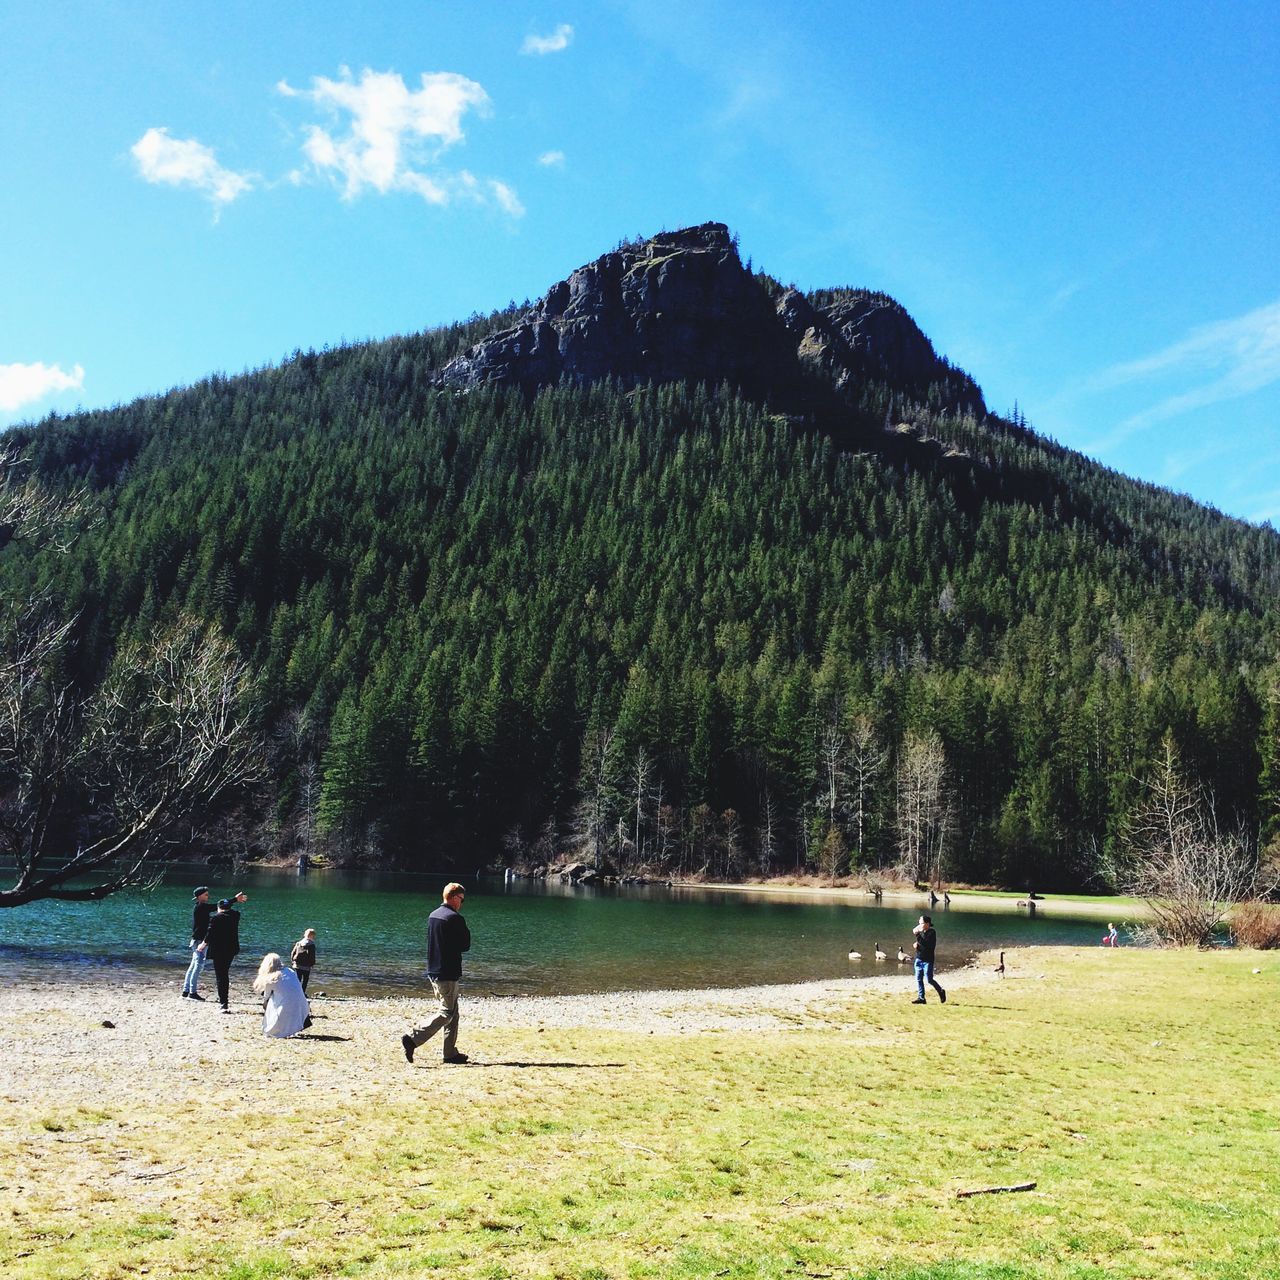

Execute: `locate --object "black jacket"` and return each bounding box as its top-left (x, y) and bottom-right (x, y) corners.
top-left (914, 927), bottom-right (937, 964)
top-left (203, 909), bottom-right (242, 962)
top-left (426, 904), bottom-right (471, 980)
top-left (190, 900), bottom-right (215, 943)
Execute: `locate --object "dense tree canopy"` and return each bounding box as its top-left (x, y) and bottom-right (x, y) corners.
top-left (5, 299), bottom-right (1279, 890)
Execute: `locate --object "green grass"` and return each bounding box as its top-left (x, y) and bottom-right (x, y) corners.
top-left (2, 948), bottom-right (1278, 1278)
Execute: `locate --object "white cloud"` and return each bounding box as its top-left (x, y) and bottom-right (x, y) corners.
top-left (538, 149), bottom-right (567, 168)
top-left (1089, 300), bottom-right (1280, 442)
top-left (131, 127), bottom-right (252, 207)
top-left (0, 362), bottom-right (85, 414)
top-left (521, 24), bottom-right (574, 56)
top-left (277, 67), bottom-right (519, 216)
top-left (488, 179), bottom-right (525, 217)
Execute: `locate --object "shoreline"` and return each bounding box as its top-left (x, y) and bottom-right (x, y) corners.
top-left (679, 878), bottom-right (1145, 920)
top-left (0, 961), bottom-right (1012, 1114)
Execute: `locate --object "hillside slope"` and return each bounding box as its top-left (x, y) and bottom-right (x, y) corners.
top-left (6, 226), bottom-right (1279, 887)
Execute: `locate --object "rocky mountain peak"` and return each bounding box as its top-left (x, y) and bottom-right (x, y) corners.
top-left (437, 223), bottom-right (984, 416)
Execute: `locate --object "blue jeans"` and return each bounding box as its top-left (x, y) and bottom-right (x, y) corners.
top-left (182, 942), bottom-right (207, 995)
top-left (915, 958), bottom-right (944, 1000)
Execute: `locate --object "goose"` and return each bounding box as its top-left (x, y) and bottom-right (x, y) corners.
top-left (847, 948), bottom-right (862, 961)
top-left (995, 951), bottom-right (1005, 978)
top-left (874, 943), bottom-right (887, 962)
top-left (896, 947), bottom-right (910, 963)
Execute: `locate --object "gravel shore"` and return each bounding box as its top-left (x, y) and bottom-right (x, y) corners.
top-left (0, 964), bottom-right (1002, 1114)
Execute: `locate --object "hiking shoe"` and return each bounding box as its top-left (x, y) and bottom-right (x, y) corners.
top-left (401, 1035), bottom-right (416, 1064)
top-left (189, 993), bottom-right (206, 1002)
top-left (442, 1052), bottom-right (469, 1064)
top-left (221, 1005), bottom-right (232, 1013)
top-left (911, 998), bottom-right (926, 1004)
top-left (938, 988), bottom-right (947, 1004)
top-left (180, 991), bottom-right (190, 998)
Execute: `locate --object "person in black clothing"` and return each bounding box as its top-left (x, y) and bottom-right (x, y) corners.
top-left (182, 886), bottom-right (246, 1000)
top-left (203, 897), bottom-right (247, 1012)
top-left (911, 913), bottom-right (946, 1005)
top-left (290, 928), bottom-right (317, 992)
top-left (401, 882), bottom-right (471, 1065)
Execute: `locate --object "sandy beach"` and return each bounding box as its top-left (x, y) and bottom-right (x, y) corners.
top-left (0, 963), bottom-right (1006, 1116)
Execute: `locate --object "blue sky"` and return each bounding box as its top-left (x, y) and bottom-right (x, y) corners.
top-left (3, 2), bottom-right (1277, 521)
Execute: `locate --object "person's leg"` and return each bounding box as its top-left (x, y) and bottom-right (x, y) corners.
top-left (296, 967), bottom-right (310, 993)
top-left (214, 959), bottom-right (231, 1008)
top-left (926, 961), bottom-right (946, 1002)
top-left (436, 980), bottom-right (460, 1057)
top-left (409, 978), bottom-right (454, 1047)
top-left (913, 958), bottom-right (927, 1001)
top-left (182, 944), bottom-right (202, 995)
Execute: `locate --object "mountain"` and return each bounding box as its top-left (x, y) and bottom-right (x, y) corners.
top-left (437, 222), bottom-right (984, 417)
top-left (6, 225), bottom-right (1279, 889)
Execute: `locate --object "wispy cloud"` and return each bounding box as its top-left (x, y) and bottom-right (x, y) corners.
top-left (131, 127), bottom-right (253, 209)
top-left (278, 67), bottom-right (520, 215)
top-left (537, 149), bottom-right (566, 168)
top-left (1088, 299), bottom-right (1280, 444)
top-left (521, 24), bottom-right (574, 56)
top-left (0, 361), bottom-right (84, 414)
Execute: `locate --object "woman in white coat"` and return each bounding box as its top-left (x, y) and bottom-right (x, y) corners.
top-left (252, 952), bottom-right (310, 1038)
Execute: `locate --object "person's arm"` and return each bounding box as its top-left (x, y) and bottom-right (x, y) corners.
top-left (457, 915), bottom-right (471, 954)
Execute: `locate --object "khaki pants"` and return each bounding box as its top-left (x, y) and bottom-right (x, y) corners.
top-left (408, 978), bottom-right (460, 1056)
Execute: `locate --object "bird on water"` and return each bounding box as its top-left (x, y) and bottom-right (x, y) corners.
top-left (874, 943), bottom-right (887, 962)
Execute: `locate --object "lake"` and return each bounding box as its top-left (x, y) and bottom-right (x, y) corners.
top-left (0, 865), bottom-right (1111, 996)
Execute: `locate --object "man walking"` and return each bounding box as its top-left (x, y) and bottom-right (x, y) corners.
top-left (911, 913), bottom-right (946, 1005)
top-left (182, 885), bottom-right (246, 1000)
top-left (203, 897), bottom-right (246, 1013)
top-left (402, 882), bottom-right (471, 1065)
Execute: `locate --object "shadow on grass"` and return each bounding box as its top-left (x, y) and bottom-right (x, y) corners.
top-left (452, 1060), bottom-right (627, 1069)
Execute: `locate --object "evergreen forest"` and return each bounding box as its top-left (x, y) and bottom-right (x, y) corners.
top-left (7, 273), bottom-right (1280, 892)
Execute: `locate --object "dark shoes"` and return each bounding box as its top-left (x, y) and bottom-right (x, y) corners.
top-left (442, 1052), bottom-right (469, 1064)
top-left (911, 998), bottom-right (926, 1004)
top-left (189, 993), bottom-right (206, 1002)
top-left (401, 1035), bottom-right (416, 1063)
top-left (938, 988), bottom-right (947, 1004)
top-left (220, 1005), bottom-right (232, 1014)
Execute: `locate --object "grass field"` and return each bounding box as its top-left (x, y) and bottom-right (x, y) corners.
top-left (2, 947), bottom-right (1277, 1279)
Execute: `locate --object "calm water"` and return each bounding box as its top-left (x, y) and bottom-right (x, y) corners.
top-left (0, 865), bottom-right (1107, 996)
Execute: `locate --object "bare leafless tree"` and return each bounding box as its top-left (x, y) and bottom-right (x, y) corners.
top-left (0, 450), bottom-right (260, 907)
top-left (757, 785), bottom-right (780, 875)
top-left (629, 744), bottom-right (654, 867)
top-left (895, 729), bottom-right (952, 885)
top-left (1109, 736), bottom-right (1261, 946)
top-left (818, 717), bottom-right (848, 840)
top-left (0, 444), bottom-right (96, 554)
top-left (0, 616), bottom-right (260, 907)
top-left (847, 713), bottom-right (887, 865)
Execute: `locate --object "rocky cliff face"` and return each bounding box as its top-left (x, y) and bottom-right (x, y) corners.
top-left (437, 222), bottom-right (985, 416)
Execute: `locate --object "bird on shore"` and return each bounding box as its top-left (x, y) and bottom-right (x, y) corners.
top-left (848, 948), bottom-right (862, 961)
top-left (897, 947), bottom-right (909, 963)
top-left (995, 951), bottom-right (1005, 978)
top-left (874, 943), bottom-right (887, 962)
